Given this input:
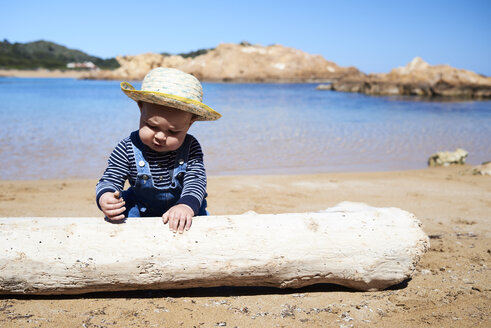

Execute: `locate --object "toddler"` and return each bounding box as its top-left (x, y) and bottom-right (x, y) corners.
top-left (96, 67), bottom-right (221, 233)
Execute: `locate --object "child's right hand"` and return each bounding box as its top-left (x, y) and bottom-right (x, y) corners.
top-left (99, 191), bottom-right (126, 221)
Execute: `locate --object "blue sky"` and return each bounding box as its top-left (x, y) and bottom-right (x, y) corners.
top-left (2, 0), bottom-right (490, 75)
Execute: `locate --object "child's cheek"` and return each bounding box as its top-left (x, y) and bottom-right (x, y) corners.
top-left (167, 136), bottom-right (183, 151)
top-left (139, 127), bottom-right (153, 144)
top-left (167, 138), bottom-right (178, 149)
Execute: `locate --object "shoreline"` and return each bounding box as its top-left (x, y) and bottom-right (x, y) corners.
top-left (1, 161), bottom-right (488, 182)
top-left (0, 68), bottom-right (333, 83)
top-left (0, 69), bottom-right (87, 79)
top-left (0, 166), bottom-right (489, 327)
top-left (0, 166), bottom-right (488, 217)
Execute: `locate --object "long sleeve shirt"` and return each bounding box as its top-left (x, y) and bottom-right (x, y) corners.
top-left (96, 131), bottom-right (207, 215)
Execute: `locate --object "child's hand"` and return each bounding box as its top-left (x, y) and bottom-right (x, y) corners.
top-left (99, 191), bottom-right (126, 221)
top-left (162, 204), bottom-right (194, 233)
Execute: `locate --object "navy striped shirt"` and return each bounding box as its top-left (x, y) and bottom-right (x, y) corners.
top-left (96, 131), bottom-right (207, 215)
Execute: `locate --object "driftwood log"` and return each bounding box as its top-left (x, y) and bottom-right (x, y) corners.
top-left (0, 202), bottom-right (429, 295)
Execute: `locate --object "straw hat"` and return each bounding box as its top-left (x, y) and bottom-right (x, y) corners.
top-left (121, 68), bottom-right (221, 121)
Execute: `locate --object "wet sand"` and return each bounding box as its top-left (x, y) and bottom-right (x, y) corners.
top-left (0, 166), bottom-right (490, 327)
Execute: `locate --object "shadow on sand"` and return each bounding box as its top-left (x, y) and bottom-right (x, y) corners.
top-left (0, 279), bottom-right (410, 300)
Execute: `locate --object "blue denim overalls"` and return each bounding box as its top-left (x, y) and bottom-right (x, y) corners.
top-left (122, 133), bottom-right (207, 217)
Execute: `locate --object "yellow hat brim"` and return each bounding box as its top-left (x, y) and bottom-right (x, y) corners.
top-left (121, 82), bottom-right (221, 121)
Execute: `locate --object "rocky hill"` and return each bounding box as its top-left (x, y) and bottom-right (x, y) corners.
top-left (318, 57), bottom-right (491, 98)
top-left (82, 43), bottom-right (361, 82)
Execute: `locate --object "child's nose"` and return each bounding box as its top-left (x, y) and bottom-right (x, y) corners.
top-left (155, 131), bottom-right (166, 141)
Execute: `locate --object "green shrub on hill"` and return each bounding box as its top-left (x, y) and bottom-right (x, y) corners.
top-left (179, 48), bottom-right (214, 58)
top-left (160, 47), bottom-right (214, 58)
top-left (0, 39), bottom-right (120, 70)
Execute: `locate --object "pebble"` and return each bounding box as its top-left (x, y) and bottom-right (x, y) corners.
top-left (456, 232), bottom-right (477, 238)
top-left (341, 312), bottom-right (353, 322)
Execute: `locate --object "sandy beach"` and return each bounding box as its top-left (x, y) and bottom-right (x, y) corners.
top-left (0, 69), bottom-right (87, 79)
top-left (0, 166), bottom-right (489, 327)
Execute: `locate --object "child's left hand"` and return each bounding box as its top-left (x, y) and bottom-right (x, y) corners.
top-left (162, 204), bottom-right (194, 233)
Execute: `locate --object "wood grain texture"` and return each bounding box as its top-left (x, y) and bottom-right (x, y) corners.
top-left (0, 202), bottom-right (429, 295)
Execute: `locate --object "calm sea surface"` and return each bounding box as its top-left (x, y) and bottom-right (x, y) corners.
top-left (0, 77), bottom-right (490, 180)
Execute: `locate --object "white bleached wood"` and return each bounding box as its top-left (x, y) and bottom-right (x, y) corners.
top-left (0, 202), bottom-right (429, 295)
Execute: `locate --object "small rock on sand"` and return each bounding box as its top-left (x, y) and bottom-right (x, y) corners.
top-left (428, 148), bottom-right (468, 167)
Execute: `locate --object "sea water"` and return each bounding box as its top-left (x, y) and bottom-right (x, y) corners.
top-left (0, 77), bottom-right (490, 180)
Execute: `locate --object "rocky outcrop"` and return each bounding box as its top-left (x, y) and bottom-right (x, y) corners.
top-left (318, 57), bottom-right (491, 98)
top-left (471, 162), bottom-right (491, 176)
top-left (178, 43), bottom-right (360, 82)
top-left (82, 43), bottom-right (360, 82)
top-left (428, 148), bottom-right (469, 167)
top-left (83, 53), bottom-right (190, 80)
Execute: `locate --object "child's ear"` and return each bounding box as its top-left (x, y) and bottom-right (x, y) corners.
top-left (189, 114), bottom-right (198, 126)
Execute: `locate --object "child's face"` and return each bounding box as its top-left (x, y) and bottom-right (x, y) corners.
top-left (138, 102), bottom-right (195, 152)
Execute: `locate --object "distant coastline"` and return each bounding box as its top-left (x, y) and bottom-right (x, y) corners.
top-left (0, 68), bottom-right (336, 83)
top-left (2, 40), bottom-right (490, 99)
top-left (0, 68), bottom-right (86, 78)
